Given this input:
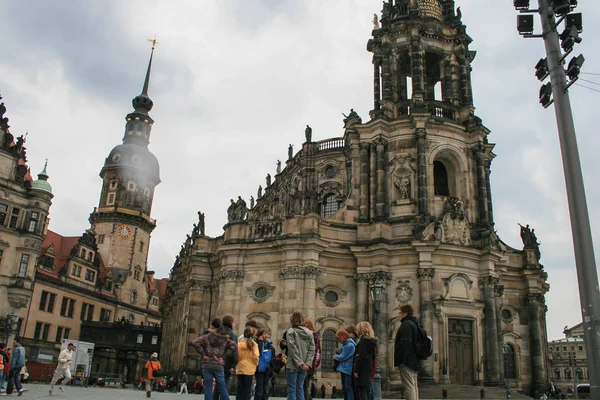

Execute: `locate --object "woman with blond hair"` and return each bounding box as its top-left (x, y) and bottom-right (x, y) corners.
top-left (237, 327), bottom-right (259, 400)
top-left (333, 329), bottom-right (356, 400)
top-left (353, 322), bottom-right (377, 400)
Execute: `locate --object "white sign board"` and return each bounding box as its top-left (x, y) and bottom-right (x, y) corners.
top-left (61, 339), bottom-right (95, 378)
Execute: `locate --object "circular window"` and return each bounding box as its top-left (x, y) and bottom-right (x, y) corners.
top-left (255, 287), bottom-right (268, 299)
top-left (112, 153), bottom-right (121, 162)
top-left (501, 309), bottom-right (513, 321)
top-left (132, 154), bottom-right (142, 164)
top-left (325, 165), bottom-right (336, 179)
top-left (324, 291), bottom-right (339, 303)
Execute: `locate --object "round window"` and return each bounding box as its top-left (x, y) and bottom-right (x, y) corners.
top-left (112, 153), bottom-right (121, 162)
top-left (255, 287), bottom-right (268, 299)
top-left (325, 165), bottom-right (336, 179)
top-left (501, 309), bottom-right (513, 321)
top-left (324, 291), bottom-right (339, 303)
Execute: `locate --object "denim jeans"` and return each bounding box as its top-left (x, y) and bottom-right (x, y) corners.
top-left (0, 369), bottom-right (3, 389)
top-left (286, 369), bottom-right (307, 400)
top-left (6, 367), bottom-right (22, 394)
top-left (203, 369), bottom-right (230, 400)
top-left (341, 373), bottom-right (354, 400)
top-left (215, 369), bottom-right (232, 400)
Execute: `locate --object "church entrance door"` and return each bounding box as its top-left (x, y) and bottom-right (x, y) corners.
top-left (448, 318), bottom-right (474, 385)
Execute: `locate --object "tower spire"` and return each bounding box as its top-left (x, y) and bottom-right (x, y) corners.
top-left (142, 38), bottom-right (158, 96)
top-left (132, 39), bottom-right (158, 114)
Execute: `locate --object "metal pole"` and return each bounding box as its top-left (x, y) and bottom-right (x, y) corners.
top-left (373, 301), bottom-right (382, 400)
top-left (537, 0), bottom-right (600, 398)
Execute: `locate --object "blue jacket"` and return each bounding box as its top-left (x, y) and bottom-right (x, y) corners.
top-left (257, 340), bottom-right (275, 373)
top-left (10, 344), bottom-right (25, 369)
top-left (334, 338), bottom-right (355, 375)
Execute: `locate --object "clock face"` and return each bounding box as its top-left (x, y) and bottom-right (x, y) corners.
top-left (117, 225), bottom-right (132, 239)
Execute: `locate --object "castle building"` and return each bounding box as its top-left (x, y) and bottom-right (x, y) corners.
top-left (160, 1), bottom-right (549, 395)
top-left (12, 47), bottom-right (168, 383)
top-left (0, 95), bottom-right (53, 344)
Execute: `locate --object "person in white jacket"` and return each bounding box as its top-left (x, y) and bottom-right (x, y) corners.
top-left (49, 343), bottom-right (75, 395)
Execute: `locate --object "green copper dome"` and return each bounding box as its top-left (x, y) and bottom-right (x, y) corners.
top-left (31, 162), bottom-right (52, 194)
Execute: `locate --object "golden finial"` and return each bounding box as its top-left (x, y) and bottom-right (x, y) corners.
top-left (147, 36), bottom-right (159, 51)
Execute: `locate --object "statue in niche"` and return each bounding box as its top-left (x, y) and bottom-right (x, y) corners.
top-left (305, 125), bottom-right (312, 143)
top-left (421, 197), bottom-right (470, 246)
top-left (266, 173), bottom-right (271, 187)
top-left (276, 160), bottom-right (281, 174)
top-left (288, 144), bottom-right (293, 160)
top-left (394, 175), bottom-right (411, 201)
top-left (257, 185), bottom-right (263, 199)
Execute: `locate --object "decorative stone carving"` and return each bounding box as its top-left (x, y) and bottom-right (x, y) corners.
top-left (494, 285), bottom-right (505, 297)
top-left (422, 197), bottom-right (471, 246)
top-left (443, 273), bottom-right (474, 300)
top-left (217, 269), bottom-right (245, 282)
top-left (247, 282), bottom-right (276, 303)
top-left (416, 268), bottom-right (435, 281)
top-left (0, 236), bottom-right (10, 247)
top-left (317, 285), bottom-right (348, 307)
top-left (23, 238), bottom-right (42, 251)
top-left (279, 266), bottom-right (322, 280)
top-left (526, 293), bottom-right (546, 306)
top-left (478, 276), bottom-right (499, 288)
top-left (395, 280), bottom-right (413, 303)
top-left (190, 279), bottom-right (214, 291)
top-left (7, 285), bottom-right (31, 309)
top-left (353, 271), bottom-right (392, 283)
top-left (342, 109), bottom-right (362, 129)
top-left (389, 155), bottom-right (415, 203)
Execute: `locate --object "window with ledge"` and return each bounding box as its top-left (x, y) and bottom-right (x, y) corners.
top-left (39, 291), bottom-right (56, 313)
top-left (321, 194), bottom-right (339, 218)
top-left (98, 234), bottom-right (105, 244)
top-left (8, 207), bottom-right (20, 229)
top-left (109, 181), bottom-right (117, 190)
top-left (151, 335), bottom-right (158, 345)
top-left (28, 211), bottom-right (39, 233)
top-left (55, 327), bottom-right (63, 343)
top-left (85, 269), bottom-right (96, 282)
top-left (504, 343), bottom-right (517, 379)
top-left (554, 368), bottom-right (561, 380)
top-left (87, 252), bottom-right (93, 262)
top-left (18, 254), bottom-right (30, 277)
top-left (433, 161), bottom-right (450, 196)
top-left (321, 329), bottom-right (337, 370)
top-left (130, 291), bottom-right (137, 304)
top-left (100, 308), bottom-right (111, 322)
top-left (34, 322), bottom-right (51, 341)
top-left (107, 192), bottom-right (116, 206)
top-left (152, 297), bottom-right (158, 306)
top-left (64, 327), bottom-right (71, 339)
top-left (81, 303), bottom-right (94, 321)
top-left (60, 297), bottom-right (75, 318)
top-left (137, 334), bottom-right (143, 344)
top-left (72, 264), bottom-right (82, 277)
top-left (41, 255), bottom-right (54, 270)
top-left (0, 203), bottom-right (8, 225)
top-left (127, 181), bottom-right (136, 191)
top-left (80, 248), bottom-right (86, 259)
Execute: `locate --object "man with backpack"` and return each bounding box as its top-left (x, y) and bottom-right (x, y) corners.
top-left (394, 304), bottom-right (430, 400)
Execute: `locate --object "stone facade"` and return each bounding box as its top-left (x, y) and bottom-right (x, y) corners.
top-left (548, 323), bottom-right (589, 395)
top-left (0, 92), bottom-right (53, 343)
top-left (161, 1), bottom-right (550, 396)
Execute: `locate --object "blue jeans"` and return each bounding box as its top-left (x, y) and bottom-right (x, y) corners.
top-left (0, 369), bottom-right (3, 389)
top-left (203, 368), bottom-right (230, 400)
top-left (6, 367), bottom-right (22, 394)
top-left (286, 369), bottom-right (307, 400)
top-left (341, 373), bottom-right (354, 400)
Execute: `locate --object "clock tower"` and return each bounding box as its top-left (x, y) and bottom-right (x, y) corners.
top-left (89, 46), bottom-right (161, 312)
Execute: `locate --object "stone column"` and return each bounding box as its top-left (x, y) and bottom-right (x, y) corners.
top-left (369, 143), bottom-right (377, 220)
top-left (382, 53), bottom-right (393, 101)
top-left (479, 276), bottom-right (500, 386)
top-left (417, 268), bottom-right (435, 383)
top-left (219, 269), bottom-right (245, 315)
top-left (494, 284), bottom-right (505, 383)
top-left (373, 58), bottom-right (381, 110)
top-left (485, 160), bottom-right (495, 225)
top-left (473, 143), bottom-right (489, 224)
top-left (279, 267), bottom-right (305, 329)
top-left (303, 267), bottom-right (322, 323)
top-left (354, 274), bottom-right (369, 323)
top-left (410, 36), bottom-right (425, 104)
top-left (527, 293), bottom-right (548, 396)
top-left (375, 139), bottom-right (387, 219)
top-left (359, 142), bottom-right (370, 221)
top-left (371, 271), bottom-right (392, 379)
top-left (416, 129), bottom-right (429, 216)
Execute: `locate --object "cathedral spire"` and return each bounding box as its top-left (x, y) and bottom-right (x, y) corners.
top-left (141, 38), bottom-right (157, 96)
top-left (132, 39), bottom-right (158, 114)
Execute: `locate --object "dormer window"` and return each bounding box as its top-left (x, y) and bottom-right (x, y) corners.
top-left (107, 192), bottom-right (116, 206)
top-left (87, 252), bottom-right (93, 262)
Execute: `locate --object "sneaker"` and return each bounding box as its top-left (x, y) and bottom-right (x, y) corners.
top-left (59, 386), bottom-right (65, 392)
top-left (49, 387), bottom-right (53, 395)
top-left (18, 388), bottom-right (24, 396)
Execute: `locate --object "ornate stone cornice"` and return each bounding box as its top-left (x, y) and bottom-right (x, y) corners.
top-left (217, 269), bottom-right (245, 282)
top-left (23, 238), bottom-right (42, 251)
top-left (353, 271), bottom-right (392, 283)
top-left (479, 276), bottom-right (499, 288)
top-left (189, 279), bottom-right (215, 291)
top-left (494, 285), bottom-right (505, 297)
top-left (416, 268), bottom-right (435, 281)
top-left (279, 266), bottom-right (323, 280)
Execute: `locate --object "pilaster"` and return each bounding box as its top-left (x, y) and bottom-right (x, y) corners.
top-left (417, 267), bottom-right (435, 383)
top-left (479, 276), bottom-right (500, 386)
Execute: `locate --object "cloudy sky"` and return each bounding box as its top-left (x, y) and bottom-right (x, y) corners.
top-left (0, 1), bottom-right (598, 340)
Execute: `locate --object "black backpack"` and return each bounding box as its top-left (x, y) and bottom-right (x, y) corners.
top-left (413, 323), bottom-right (433, 360)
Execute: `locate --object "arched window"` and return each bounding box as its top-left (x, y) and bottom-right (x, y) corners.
top-left (566, 369), bottom-right (572, 380)
top-left (80, 248), bottom-right (86, 259)
top-left (321, 329), bottom-right (337, 370)
top-left (503, 343), bottom-right (517, 379)
top-left (130, 290), bottom-right (137, 304)
top-left (576, 368), bottom-right (583, 380)
top-left (87, 252), bottom-right (93, 262)
top-left (433, 161), bottom-right (450, 196)
top-left (321, 195), bottom-right (338, 218)
top-left (554, 368), bottom-right (561, 380)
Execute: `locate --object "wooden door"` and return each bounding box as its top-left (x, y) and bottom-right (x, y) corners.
top-left (448, 318), bottom-right (474, 385)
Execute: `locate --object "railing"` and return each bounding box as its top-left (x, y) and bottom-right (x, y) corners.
top-left (317, 137), bottom-right (345, 152)
top-left (249, 221), bottom-right (283, 239)
top-left (428, 102), bottom-right (456, 120)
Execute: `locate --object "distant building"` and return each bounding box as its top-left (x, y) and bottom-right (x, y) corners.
top-left (548, 323), bottom-right (588, 395)
top-left (13, 47), bottom-right (168, 383)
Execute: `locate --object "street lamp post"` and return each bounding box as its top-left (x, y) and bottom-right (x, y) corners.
top-left (1, 311), bottom-right (18, 342)
top-left (502, 344), bottom-right (511, 400)
top-left (370, 280), bottom-right (385, 400)
top-left (569, 351), bottom-right (578, 399)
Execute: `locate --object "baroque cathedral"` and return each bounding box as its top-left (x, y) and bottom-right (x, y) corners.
top-left (161, 0), bottom-right (549, 395)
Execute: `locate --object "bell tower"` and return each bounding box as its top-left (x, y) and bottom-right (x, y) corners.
top-left (89, 43), bottom-right (161, 312)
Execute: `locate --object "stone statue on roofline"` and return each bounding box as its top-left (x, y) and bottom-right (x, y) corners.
top-left (305, 125), bottom-right (312, 143)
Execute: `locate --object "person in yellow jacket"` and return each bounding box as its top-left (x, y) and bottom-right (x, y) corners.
top-left (236, 327), bottom-right (259, 400)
